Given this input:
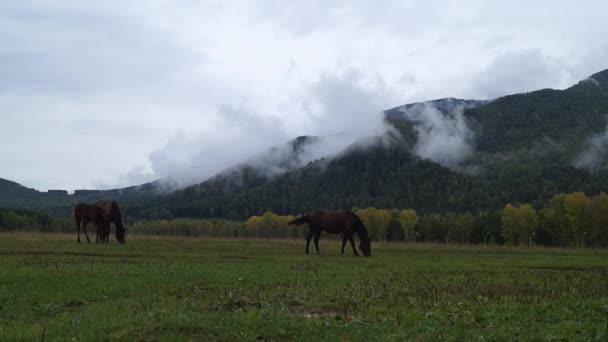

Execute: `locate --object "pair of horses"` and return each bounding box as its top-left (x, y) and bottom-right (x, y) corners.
top-left (288, 210), bottom-right (372, 257)
top-left (74, 201), bottom-right (127, 244)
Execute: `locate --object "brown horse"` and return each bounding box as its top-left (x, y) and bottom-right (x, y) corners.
top-left (288, 210), bottom-right (371, 257)
top-left (95, 200), bottom-right (127, 244)
top-left (74, 203), bottom-right (109, 244)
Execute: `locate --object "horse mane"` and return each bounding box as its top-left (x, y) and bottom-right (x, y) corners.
top-left (345, 210), bottom-right (369, 240)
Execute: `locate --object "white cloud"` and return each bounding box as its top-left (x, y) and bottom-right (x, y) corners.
top-left (139, 68), bottom-right (399, 188)
top-left (398, 103), bottom-right (474, 166)
top-left (574, 126), bottom-right (608, 170)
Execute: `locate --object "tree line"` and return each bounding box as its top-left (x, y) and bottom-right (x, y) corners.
top-left (125, 191), bottom-right (608, 247)
top-left (0, 208), bottom-right (71, 232)
top-left (2, 191), bottom-right (607, 248)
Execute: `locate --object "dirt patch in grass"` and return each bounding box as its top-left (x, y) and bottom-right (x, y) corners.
top-left (220, 255), bottom-right (251, 260)
top-left (0, 250), bottom-right (143, 258)
top-left (523, 265), bottom-right (608, 272)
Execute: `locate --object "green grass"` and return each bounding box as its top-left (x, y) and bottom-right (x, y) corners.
top-left (0, 233), bottom-right (607, 341)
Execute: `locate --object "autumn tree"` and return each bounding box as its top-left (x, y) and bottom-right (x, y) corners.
top-left (563, 192), bottom-right (590, 247)
top-left (356, 207), bottom-right (391, 241)
top-left (501, 203), bottom-right (537, 246)
top-left (398, 209), bottom-right (419, 241)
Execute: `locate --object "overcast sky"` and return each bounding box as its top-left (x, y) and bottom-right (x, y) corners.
top-left (1, 1), bottom-right (607, 191)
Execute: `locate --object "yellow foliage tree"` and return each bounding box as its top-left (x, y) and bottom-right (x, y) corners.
top-left (501, 203), bottom-right (537, 246)
top-left (356, 207), bottom-right (391, 241)
top-left (563, 192), bottom-right (590, 247)
top-left (398, 209), bottom-right (419, 241)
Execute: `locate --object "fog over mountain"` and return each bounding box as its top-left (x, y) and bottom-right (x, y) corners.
top-left (141, 69), bottom-right (400, 189)
top-left (386, 98), bottom-right (488, 167)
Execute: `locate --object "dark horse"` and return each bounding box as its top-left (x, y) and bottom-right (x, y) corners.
top-left (288, 210), bottom-right (371, 257)
top-left (95, 200), bottom-right (127, 244)
top-left (74, 203), bottom-right (108, 244)
top-left (74, 201), bottom-right (127, 244)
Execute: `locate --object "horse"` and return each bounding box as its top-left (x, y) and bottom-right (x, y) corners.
top-left (95, 200), bottom-right (127, 244)
top-left (288, 210), bottom-right (372, 257)
top-left (74, 203), bottom-right (109, 244)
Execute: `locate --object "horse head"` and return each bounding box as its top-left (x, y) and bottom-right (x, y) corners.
top-left (115, 224), bottom-right (127, 244)
top-left (288, 213), bottom-right (311, 225)
top-left (359, 236), bottom-right (372, 257)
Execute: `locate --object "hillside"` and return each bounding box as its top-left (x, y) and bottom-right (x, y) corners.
top-left (136, 69), bottom-right (608, 219)
top-left (3, 69), bottom-right (608, 220)
top-left (0, 176), bottom-right (175, 213)
top-left (0, 135), bottom-right (329, 214)
top-left (139, 142), bottom-right (475, 220)
top-left (0, 178), bottom-right (74, 210)
top-left (384, 97), bottom-right (488, 119)
top-left (466, 69), bottom-right (608, 155)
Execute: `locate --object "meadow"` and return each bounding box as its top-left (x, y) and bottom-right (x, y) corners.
top-left (0, 233), bottom-right (607, 341)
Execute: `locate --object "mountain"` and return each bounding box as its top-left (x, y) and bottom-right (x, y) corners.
top-left (384, 97), bottom-right (489, 119)
top-left (121, 140), bottom-right (475, 220)
top-left (125, 97), bottom-right (503, 220)
top-left (0, 178), bottom-right (73, 209)
top-left (138, 69), bottom-right (608, 219)
top-left (0, 135), bottom-right (326, 213)
top-left (465, 70), bottom-right (608, 155)
top-left (4, 69), bottom-right (608, 219)
top-left (0, 176), bottom-right (178, 213)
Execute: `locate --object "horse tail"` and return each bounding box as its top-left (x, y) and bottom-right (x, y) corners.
top-left (345, 210), bottom-right (369, 239)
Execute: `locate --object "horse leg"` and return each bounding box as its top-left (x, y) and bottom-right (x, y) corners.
top-left (95, 225), bottom-right (100, 244)
top-left (76, 219), bottom-right (81, 243)
top-left (305, 230), bottom-right (314, 254)
top-left (82, 222), bottom-right (91, 244)
top-left (313, 231), bottom-right (321, 255)
top-left (105, 223), bottom-right (111, 243)
top-left (341, 235), bottom-right (348, 255)
top-left (100, 224), bottom-right (107, 244)
top-left (349, 235), bottom-right (359, 256)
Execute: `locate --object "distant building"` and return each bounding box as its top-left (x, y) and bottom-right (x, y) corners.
top-left (47, 189), bottom-right (68, 195)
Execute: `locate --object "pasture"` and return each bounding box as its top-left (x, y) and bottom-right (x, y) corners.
top-left (0, 233), bottom-right (607, 341)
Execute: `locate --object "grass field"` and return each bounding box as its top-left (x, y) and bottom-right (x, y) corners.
top-left (0, 233), bottom-right (607, 341)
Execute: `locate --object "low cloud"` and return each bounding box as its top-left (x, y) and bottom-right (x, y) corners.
top-left (574, 126), bottom-right (608, 170)
top-left (143, 105), bottom-right (291, 188)
top-left (399, 103), bottom-right (474, 166)
top-left (125, 68), bottom-right (401, 190)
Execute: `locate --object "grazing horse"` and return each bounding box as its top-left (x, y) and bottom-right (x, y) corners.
top-left (95, 200), bottom-right (127, 244)
top-left (74, 203), bottom-right (109, 244)
top-left (288, 210), bottom-right (372, 257)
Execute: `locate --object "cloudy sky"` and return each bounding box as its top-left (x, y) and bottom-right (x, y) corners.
top-left (1, 1), bottom-right (607, 191)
